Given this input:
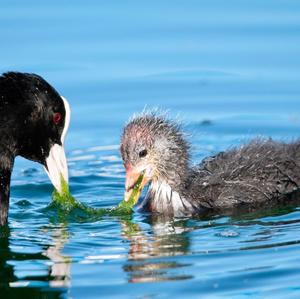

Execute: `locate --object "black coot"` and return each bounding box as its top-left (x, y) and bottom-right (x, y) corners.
top-left (0, 72), bottom-right (71, 225)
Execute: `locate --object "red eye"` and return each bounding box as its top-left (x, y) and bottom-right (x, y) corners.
top-left (53, 112), bottom-right (62, 124)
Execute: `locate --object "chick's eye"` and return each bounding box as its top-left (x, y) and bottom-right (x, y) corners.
top-left (53, 112), bottom-right (62, 124)
top-left (139, 149), bottom-right (148, 158)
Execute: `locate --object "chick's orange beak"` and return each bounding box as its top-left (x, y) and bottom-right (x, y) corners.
top-left (124, 168), bottom-right (149, 202)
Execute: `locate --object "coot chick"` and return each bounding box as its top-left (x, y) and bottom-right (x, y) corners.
top-left (0, 72), bottom-right (70, 225)
top-left (120, 113), bottom-right (300, 217)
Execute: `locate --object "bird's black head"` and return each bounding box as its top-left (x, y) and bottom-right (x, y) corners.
top-left (0, 72), bottom-right (70, 193)
top-left (120, 112), bottom-right (190, 202)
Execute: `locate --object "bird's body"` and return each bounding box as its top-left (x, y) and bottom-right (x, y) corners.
top-left (0, 72), bottom-right (70, 225)
top-left (187, 139), bottom-right (300, 213)
top-left (121, 114), bottom-right (300, 217)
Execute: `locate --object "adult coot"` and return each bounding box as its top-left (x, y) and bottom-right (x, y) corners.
top-left (120, 113), bottom-right (300, 216)
top-left (0, 72), bottom-right (70, 225)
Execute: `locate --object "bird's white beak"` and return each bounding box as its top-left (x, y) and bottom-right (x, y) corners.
top-left (44, 143), bottom-right (69, 194)
top-left (44, 95), bottom-right (71, 193)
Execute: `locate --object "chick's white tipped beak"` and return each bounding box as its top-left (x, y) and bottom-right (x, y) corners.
top-left (124, 168), bottom-right (149, 202)
top-left (44, 144), bottom-right (69, 193)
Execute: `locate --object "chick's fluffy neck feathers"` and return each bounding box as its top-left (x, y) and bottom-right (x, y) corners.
top-left (139, 178), bottom-right (196, 216)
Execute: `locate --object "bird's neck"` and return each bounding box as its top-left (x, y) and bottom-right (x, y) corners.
top-left (0, 148), bottom-right (14, 226)
top-left (0, 127), bottom-right (19, 153)
top-left (139, 178), bottom-right (196, 216)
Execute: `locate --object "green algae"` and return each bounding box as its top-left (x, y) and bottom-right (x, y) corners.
top-left (51, 174), bottom-right (144, 217)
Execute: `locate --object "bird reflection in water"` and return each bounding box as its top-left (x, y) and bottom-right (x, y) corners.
top-left (0, 224), bottom-right (70, 298)
top-left (43, 224), bottom-right (71, 287)
top-left (121, 215), bottom-right (194, 283)
top-left (42, 216), bottom-right (194, 285)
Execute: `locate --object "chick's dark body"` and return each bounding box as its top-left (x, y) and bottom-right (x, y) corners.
top-left (186, 139), bottom-right (300, 213)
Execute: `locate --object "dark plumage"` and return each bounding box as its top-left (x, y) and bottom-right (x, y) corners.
top-left (0, 72), bottom-right (71, 225)
top-left (120, 113), bottom-right (300, 217)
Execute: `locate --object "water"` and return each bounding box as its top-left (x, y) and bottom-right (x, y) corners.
top-left (1, 0), bottom-right (300, 298)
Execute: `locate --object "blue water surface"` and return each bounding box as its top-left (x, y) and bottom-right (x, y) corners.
top-left (1, 1), bottom-right (300, 298)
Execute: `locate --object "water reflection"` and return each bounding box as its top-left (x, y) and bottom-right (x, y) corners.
top-left (0, 225), bottom-right (69, 298)
top-left (0, 227), bottom-right (16, 288)
top-left (121, 216), bottom-right (194, 283)
top-left (43, 225), bottom-right (71, 287)
top-left (1, 203), bottom-right (300, 295)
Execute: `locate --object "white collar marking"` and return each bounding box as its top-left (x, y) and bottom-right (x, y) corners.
top-left (61, 96), bottom-right (71, 144)
top-left (144, 179), bottom-right (193, 216)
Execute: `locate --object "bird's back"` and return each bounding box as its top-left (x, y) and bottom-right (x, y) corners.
top-left (188, 139), bottom-right (300, 211)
